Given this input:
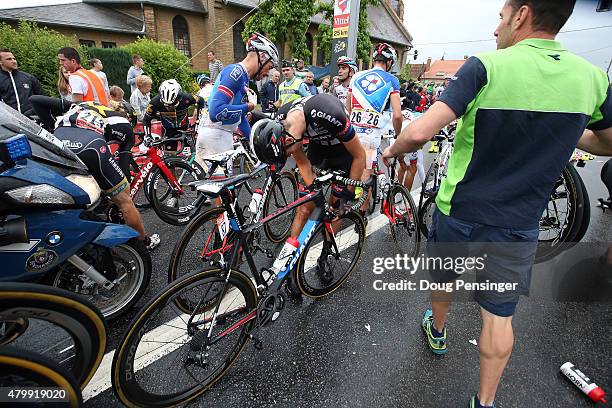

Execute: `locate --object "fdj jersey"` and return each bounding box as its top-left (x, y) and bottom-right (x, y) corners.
top-left (206, 63), bottom-right (251, 136)
top-left (349, 67), bottom-right (400, 131)
top-left (286, 94), bottom-right (355, 146)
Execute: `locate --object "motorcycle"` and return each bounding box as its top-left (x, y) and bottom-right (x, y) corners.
top-left (0, 102), bottom-right (151, 320)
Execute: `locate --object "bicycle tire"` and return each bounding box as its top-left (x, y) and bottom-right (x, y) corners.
top-left (168, 206), bottom-right (233, 283)
top-left (535, 164), bottom-right (583, 263)
top-left (388, 184), bottom-right (421, 256)
top-left (48, 239), bottom-right (152, 321)
top-left (149, 158), bottom-right (204, 226)
top-left (112, 267), bottom-right (257, 408)
top-left (418, 192), bottom-right (437, 238)
top-left (0, 283), bottom-right (106, 389)
top-left (570, 171), bottom-right (590, 244)
top-left (367, 172), bottom-right (378, 216)
top-left (0, 346), bottom-right (83, 407)
top-left (233, 152), bottom-right (256, 195)
top-left (295, 210), bottom-right (365, 298)
top-left (263, 171), bottom-right (298, 243)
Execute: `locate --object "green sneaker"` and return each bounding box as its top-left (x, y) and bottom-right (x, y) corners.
top-left (421, 309), bottom-right (447, 354)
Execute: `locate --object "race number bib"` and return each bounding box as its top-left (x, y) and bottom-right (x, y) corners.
top-left (216, 212), bottom-right (230, 240)
top-left (350, 108), bottom-right (382, 128)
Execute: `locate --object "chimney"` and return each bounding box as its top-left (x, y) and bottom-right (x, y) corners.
top-left (464, 55), bottom-right (469, 60)
top-left (426, 57), bottom-right (432, 70)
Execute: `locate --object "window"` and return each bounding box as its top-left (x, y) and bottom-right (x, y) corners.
top-left (305, 33), bottom-right (314, 66)
top-left (233, 20), bottom-right (246, 62)
top-left (79, 39), bottom-right (95, 48)
top-left (172, 15), bottom-right (192, 57)
top-left (101, 42), bottom-right (117, 49)
top-left (316, 43), bottom-right (325, 66)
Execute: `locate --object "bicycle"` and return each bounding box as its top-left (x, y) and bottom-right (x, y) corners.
top-left (111, 169), bottom-right (370, 407)
top-left (168, 162), bottom-right (298, 283)
top-left (0, 282), bottom-right (107, 391)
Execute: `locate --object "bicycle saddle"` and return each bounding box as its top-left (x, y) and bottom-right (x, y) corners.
top-left (189, 172), bottom-right (251, 197)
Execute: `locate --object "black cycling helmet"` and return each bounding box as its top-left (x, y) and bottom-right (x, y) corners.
top-left (250, 119), bottom-right (287, 169)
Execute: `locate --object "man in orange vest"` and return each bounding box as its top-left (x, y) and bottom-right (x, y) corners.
top-left (58, 47), bottom-right (109, 106)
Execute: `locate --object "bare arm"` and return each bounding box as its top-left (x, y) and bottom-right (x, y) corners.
top-left (577, 127), bottom-right (612, 156)
top-left (342, 136), bottom-right (366, 186)
top-left (383, 101), bottom-right (456, 159)
top-left (346, 90), bottom-right (352, 114)
top-left (71, 93), bottom-right (84, 103)
top-left (389, 92), bottom-right (402, 137)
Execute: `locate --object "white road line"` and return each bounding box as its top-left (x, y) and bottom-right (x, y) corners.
top-left (83, 188), bottom-right (423, 401)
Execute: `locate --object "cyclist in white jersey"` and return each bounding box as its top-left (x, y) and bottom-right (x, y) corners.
top-left (346, 43), bottom-right (402, 213)
top-left (334, 56), bottom-right (357, 106)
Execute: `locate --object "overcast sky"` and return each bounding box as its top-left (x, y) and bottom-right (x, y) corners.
top-left (404, 0), bottom-right (612, 71)
top-left (4, 0), bottom-right (611, 71)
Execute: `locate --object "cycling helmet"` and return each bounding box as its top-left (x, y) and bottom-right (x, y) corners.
top-left (159, 79), bottom-right (181, 106)
top-left (197, 74), bottom-right (211, 86)
top-left (250, 118), bottom-right (287, 168)
top-left (372, 43), bottom-right (397, 71)
top-left (337, 56), bottom-right (358, 74)
top-left (246, 32), bottom-right (279, 71)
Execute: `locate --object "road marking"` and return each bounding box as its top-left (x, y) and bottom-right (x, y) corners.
top-left (83, 188), bottom-right (423, 401)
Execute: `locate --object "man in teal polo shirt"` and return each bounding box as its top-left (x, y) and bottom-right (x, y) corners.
top-left (384, 1), bottom-right (612, 407)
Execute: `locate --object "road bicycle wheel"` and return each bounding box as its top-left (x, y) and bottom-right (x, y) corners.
top-left (263, 171), bottom-right (298, 243)
top-left (571, 171), bottom-right (590, 244)
top-left (168, 206), bottom-right (240, 285)
top-left (418, 192), bottom-right (437, 239)
top-left (387, 184), bottom-right (420, 256)
top-left (233, 151), bottom-right (257, 195)
top-left (296, 211), bottom-right (365, 297)
top-left (48, 239), bottom-right (152, 321)
top-left (367, 171), bottom-right (379, 216)
top-left (0, 283), bottom-right (106, 389)
top-left (112, 268), bottom-right (257, 408)
top-left (535, 164), bottom-right (584, 263)
top-left (149, 157), bottom-right (204, 226)
top-left (0, 346), bottom-right (83, 408)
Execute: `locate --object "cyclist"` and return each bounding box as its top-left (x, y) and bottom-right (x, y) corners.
top-left (196, 32), bottom-right (278, 168)
top-left (346, 43), bottom-right (402, 215)
top-left (193, 74), bottom-right (213, 129)
top-left (53, 101), bottom-right (153, 247)
top-left (278, 60), bottom-right (310, 107)
top-left (334, 56), bottom-right (358, 107)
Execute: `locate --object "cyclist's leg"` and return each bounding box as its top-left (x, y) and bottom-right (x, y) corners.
top-left (195, 126), bottom-right (234, 207)
top-left (30, 95), bottom-right (70, 131)
top-left (290, 142), bottom-right (317, 238)
top-left (403, 158), bottom-right (418, 191)
top-left (105, 119), bottom-right (135, 180)
top-left (355, 129), bottom-right (380, 213)
top-left (602, 158), bottom-right (612, 200)
top-left (111, 189), bottom-right (145, 238)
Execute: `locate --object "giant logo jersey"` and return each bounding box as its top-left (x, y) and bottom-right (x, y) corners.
top-left (349, 67), bottom-right (400, 130)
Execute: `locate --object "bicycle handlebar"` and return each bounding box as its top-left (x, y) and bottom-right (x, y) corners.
top-left (311, 167), bottom-right (373, 214)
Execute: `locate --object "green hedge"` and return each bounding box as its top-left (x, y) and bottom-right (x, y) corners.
top-left (85, 47), bottom-right (132, 96)
top-left (0, 21), bottom-right (79, 96)
top-left (122, 38), bottom-right (196, 95)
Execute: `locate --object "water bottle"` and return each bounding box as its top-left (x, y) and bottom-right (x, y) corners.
top-left (377, 171), bottom-right (388, 194)
top-left (272, 237), bottom-right (300, 274)
top-left (248, 189), bottom-right (264, 214)
top-left (560, 362), bottom-right (607, 403)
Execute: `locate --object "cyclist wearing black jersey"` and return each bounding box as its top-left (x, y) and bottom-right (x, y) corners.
top-left (253, 93), bottom-right (365, 237)
top-left (143, 79), bottom-right (201, 151)
top-left (54, 102), bottom-right (146, 240)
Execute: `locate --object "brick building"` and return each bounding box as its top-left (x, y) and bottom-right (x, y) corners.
top-left (0, 0), bottom-right (412, 72)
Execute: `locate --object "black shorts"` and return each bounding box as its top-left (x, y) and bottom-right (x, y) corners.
top-left (54, 127), bottom-right (128, 197)
top-left (307, 142), bottom-right (352, 175)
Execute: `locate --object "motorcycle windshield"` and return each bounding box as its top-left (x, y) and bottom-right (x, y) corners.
top-left (0, 101), bottom-right (86, 172)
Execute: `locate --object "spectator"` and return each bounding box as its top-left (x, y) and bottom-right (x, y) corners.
top-left (126, 55), bottom-right (144, 95)
top-left (261, 69), bottom-right (280, 113)
top-left (278, 59), bottom-right (310, 106)
top-left (318, 76), bottom-right (331, 94)
top-left (0, 48), bottom-right (45, 117)
top-left (130, 75), bottom-right (152, 122)
top-left (89, 58), bottom-right (110, 99)
top-left (109, 85), bottom-right (125, 104)
top-left (295, 58), bottom-right (307, 79)
top-left (304, 71), bottom-right (318, 95)
top-left (58, 47), bottom-right (108, 105)
top-left (384, 1), bottom-right (612, 407)
top-left (331, 76), bottom-right (340, 96)
top-left (207, 51), bottom-right (223, 84)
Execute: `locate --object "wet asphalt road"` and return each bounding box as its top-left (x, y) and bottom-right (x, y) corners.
top-left (85, 151), bottom-right (611, 408)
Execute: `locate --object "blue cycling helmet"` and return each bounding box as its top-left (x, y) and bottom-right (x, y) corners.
top-left (197, 74), bottom-right (211, 86)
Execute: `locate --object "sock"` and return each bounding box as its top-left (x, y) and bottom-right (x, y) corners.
top-left (474, 395), bottom-right (494, 408)
top-left (430, 323), bottom-right (444, 338)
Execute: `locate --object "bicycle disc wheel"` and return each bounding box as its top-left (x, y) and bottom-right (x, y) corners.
top-left (150, 158), bottom-right (204, 226)
top-left (418, 192), bottom-right (437, 239)
top-left (296, 211), bottom-right (365, 297)
top-left (388, 185), bottom-right (420, 256)
top-left (0, 346), bottom-right (83, 408)
top-left (263, 171), bottom-right (298, 243)
top-left (112, 268), bottom-right (257, 408)
top-left (0, 283), bottom-right (107, 389)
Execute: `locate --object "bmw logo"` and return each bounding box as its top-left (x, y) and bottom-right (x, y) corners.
top-left (46, 231), bottom-right (63, 246)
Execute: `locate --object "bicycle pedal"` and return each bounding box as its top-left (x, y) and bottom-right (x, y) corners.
top-left (250, 334), bottom-right (263, 350)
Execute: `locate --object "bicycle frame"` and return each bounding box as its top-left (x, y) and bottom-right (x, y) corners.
top-left (129, 145), bottom-right (183, 199)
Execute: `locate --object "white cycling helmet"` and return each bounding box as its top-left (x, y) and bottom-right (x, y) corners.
top-left (159, 79), bottom-right (182, 106)
top-left (246, 32), bottom-right (279, 72)
top-left (372, 43), bottom-right (398, 71)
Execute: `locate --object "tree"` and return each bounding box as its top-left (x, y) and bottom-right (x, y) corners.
top-left (316, 0), bottom-right (380, 66)
top-left (0, 21), bottom-right (79, 96)
top-left (242, 0), bottom-right (317, 61)
top-left (122, 38), bottom-right (196, 95)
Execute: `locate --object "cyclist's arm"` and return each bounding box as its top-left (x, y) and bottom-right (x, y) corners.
top-left (390, 92), bottom-right (402, 137)
top-left (578, 127), bottom-right (612, 156)
top-left (208, 67), bottom-right (251, 124)
top-left (142, 102), bottom-right (156, 136)
top-left (342, 136), bottom-right (366, 187)
top-left (346, 90), bottom-right (352, 114)
top-left (289, 142), bottom-right (316, 186)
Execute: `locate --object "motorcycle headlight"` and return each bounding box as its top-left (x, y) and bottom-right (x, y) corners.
top-left (6, 184), bottom-right (75, 204)
top-left (66, 174), bottom-right (101, 205)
